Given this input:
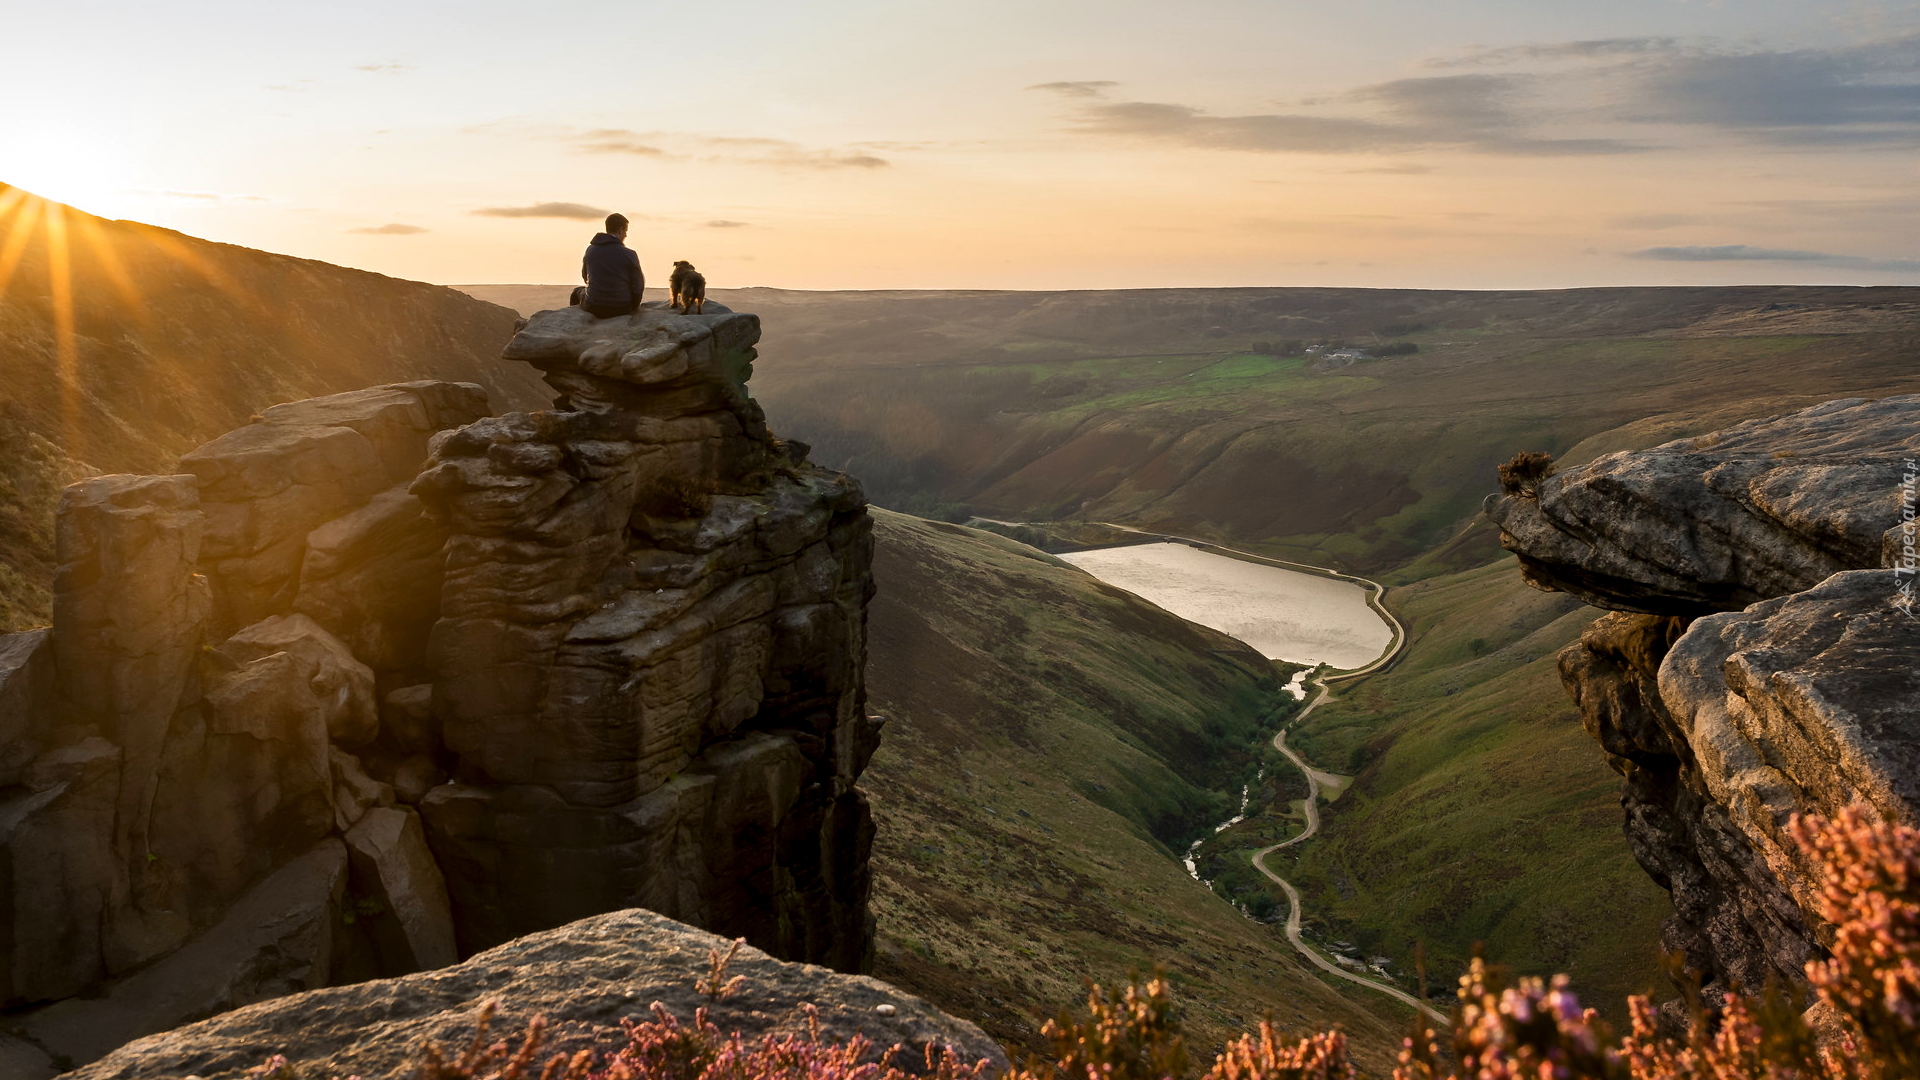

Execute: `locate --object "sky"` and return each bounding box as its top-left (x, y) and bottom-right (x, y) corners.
top-left (4, 0), bottom-right (1918, 290)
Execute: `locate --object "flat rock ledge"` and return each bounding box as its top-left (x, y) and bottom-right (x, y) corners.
top-left (70, 909), bottom-right (1007, 1080)
top-left (1485, 394), bottom-right (1920, 615)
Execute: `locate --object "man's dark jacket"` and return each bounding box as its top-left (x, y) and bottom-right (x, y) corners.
top-left (581, 232), bottom-right (644, 312)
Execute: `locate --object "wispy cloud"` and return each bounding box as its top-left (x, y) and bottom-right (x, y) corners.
top-left (1028, 80), bottom-right (1120, 98)
top-left (577, 129), bottom-right (671, 156)
top-left (546, 127), bottom-right (889, 169)
top-left (474, 201), bottom-right (608, 220)
top-left (705, 220), bottom-right (750, 228)
top-left (1630, 244), bottom-right (1920, 272)
top-left (1041, 78), bottom-right (1644, 156)
top-left (1610, 214), bottom-right (1697, 230)
top-left (127, 188), bottom-right (270, 204)
top-left (355, 61), bottom-right (411, 74)
top-left (1425, 37), bottom-right (1685, 69)
top-left (349, 223), bottom-right (428, 235)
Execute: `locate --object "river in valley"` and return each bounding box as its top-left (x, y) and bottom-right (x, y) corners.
top-left (1059, 542), bottom-right (1393, 669)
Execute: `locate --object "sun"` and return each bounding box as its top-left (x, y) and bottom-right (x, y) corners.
top-left (0, 121), bottom-right (140, 218)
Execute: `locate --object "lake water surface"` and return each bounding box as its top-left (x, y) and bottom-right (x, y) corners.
top-left (1060, 542), bottom-right (1393, 670)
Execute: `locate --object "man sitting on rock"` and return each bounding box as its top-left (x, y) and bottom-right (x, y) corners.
top-left (576, 212), bottom-right (644, 318)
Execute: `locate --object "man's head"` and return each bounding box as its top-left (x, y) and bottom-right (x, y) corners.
top-left (605, 213), bottom-right (629, 239)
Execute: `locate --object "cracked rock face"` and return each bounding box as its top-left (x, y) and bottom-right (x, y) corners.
top-left (1499, 396), bottom-right (1920, 1000)
top-left (412, 302), bottom-right (875, 968)
top-left (1, 304), bottom-right (878, 1072)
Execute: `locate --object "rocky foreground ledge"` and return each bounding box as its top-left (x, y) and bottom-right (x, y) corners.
top-left (68, 908), bottom-right (1005, 1080)
top-left (1486, 395), bottom-right (1920, 998)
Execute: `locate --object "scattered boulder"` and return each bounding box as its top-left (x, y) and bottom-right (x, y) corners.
top-left (0, 628), bottom-right (53, 786)
top-left (68, 908), bottom-right (1003, 1080)
top-left (20, 840), bottom-right (347, 1071)
top-left (215, 614), bottom-right (379, 747)
top-left (343, 806), bottom-right (458, 974)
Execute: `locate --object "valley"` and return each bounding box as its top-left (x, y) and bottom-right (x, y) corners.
top-left (462, 277), bottom-right (1920, 1041)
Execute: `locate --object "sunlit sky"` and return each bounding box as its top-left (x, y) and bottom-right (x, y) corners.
top-left (5, 0), bottom-right (1917, 290)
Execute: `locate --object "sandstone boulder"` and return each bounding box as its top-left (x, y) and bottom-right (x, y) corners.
top-left (0, 737), bottom-right (119, 1006)
top-left (182, 382), bottom-right (488, 634)
top-left (1486, 395), bottom-right (1920, 614)
top-left (0, 628), bottom-right (53, 786)
top-left (215, 614), bottom-right (378, 747)
top-left (1659, 569), bottom-right (1920, 913)
top-left (344, 806), bottom-right (458, 974)
top-left (294, 486), bottom-right (449, 673)
top-left (20, 839), bottom-right (347, 1071)
top-left (69, 908), bottom-right (1004, 1080)
top-left (52, 473), bottom-right (210, 972)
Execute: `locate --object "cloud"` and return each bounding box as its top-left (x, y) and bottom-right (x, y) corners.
top-left (1617, 36), bottom-right (1920, 145)
top-left (704, 220), bottom-right (750, 228)
top-left (1611, 214), bottom-right (1697, 230)
top-left (355, 61), bottom-right (411, 74)
top-left (1062, 74), bottom-right (1646, 156)
top-left (1630, 244), bottom-right (1920, 272)
top-left (1342, 163), bottom-right (1434, 174)
top-left (126, 188), bottom-right (270, 204)
top-left (577, 129), bottom-right (671, 156)
top-left (349, 223), bottom-right (428, 235)
top-left (1427, 38), bottom-right (1684, 69)
top-left (1028, 81), bottom-right (1120, 98)
top-left (1038, 31), bottom-right (1920, 158)
top-left (473, 202), bottom-right (609, 220)
top-left (556, 129), bottom-right (886, 168)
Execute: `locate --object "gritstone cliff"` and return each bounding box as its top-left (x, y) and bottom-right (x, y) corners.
top-left (0, 300), bottom-right (877, 1071)
top-left (1485, 395), bottom-right (1920, 1000)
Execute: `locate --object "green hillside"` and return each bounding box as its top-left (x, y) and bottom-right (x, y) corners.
top-left (860, 509), bottom-right (1409, 1070)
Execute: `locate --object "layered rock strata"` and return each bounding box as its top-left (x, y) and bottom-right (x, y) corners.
top-left (410, 303), bottom-right (876, 966)
top-left (0, 302), bottom-right (877, 1071)
top-left (1487, 395), bottom-right (1920, 996)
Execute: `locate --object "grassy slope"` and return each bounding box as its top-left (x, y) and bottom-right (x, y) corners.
top-left (0, 186), bottom-right (548, 628)
top-left (1284, 560), bottom-right (1671, 1021)
top-left (862, 510), bottom-right (1408, 1071)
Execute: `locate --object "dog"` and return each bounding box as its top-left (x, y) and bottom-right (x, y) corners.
top-left (670, 261), bottom-right (707, 314)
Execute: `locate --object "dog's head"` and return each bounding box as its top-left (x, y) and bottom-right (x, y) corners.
top-left (673, 260), bottom-right (694, 269)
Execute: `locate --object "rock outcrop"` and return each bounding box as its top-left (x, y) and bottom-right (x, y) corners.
top-left (0, 302), bottom-right (877, 1071)
top-left (1487, 395), bottom-right (1920, 997)
top-left (69, 908), bottom-right (1003, 1080)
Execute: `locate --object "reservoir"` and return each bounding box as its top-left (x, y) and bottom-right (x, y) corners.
top-left (1059, 542), bottom-right (1393, 670)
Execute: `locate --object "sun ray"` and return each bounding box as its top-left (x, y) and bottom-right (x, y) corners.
top-left (69, 211), bottom-right (147, 319)
top-left (45, 201), bottom-right (82, 458)
top-left (142, 229), bottom-right (243, 298)
top-left (0, 195), bottom-right (44, 302)
top-left (0, 186), bottom-right (29, 225)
